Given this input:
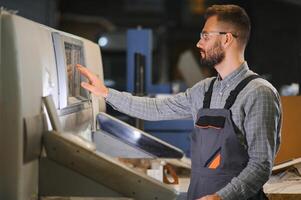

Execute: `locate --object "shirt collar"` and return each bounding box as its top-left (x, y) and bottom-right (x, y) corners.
top-left (217, 62), bottom-right (249, 85)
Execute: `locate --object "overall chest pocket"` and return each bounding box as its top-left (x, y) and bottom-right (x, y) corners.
top-left (194, 115), bottom-right (226, 169)
top-left (195, 115), bottom-right (226, 129)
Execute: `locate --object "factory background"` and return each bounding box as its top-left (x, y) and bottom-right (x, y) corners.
top-left (1, 0), bottom-right (301, 157)
top-left (2, 0), bottom-right (301, 90)
top-left (1, 0), bottom-right (301, 199)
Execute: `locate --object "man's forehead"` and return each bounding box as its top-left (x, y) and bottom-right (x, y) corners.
top-left (202, 16), bottom-right (227, 31)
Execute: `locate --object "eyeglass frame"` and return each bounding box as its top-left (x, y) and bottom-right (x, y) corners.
top-left (199, 31), bottom-right (238, 41)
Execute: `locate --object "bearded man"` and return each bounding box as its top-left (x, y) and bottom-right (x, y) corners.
top-left (77, 5), bottom-right (282, 200)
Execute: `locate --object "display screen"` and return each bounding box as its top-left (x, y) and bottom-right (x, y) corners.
top-left (64, 42), bottom-right (87, 105)
top-left (52, 32), bottom-right (89, 110)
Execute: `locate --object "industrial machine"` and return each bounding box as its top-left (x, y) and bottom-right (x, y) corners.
top-left (126, 29), bottom-right (194, 156)
top-left (0, 9), bottom-right (189, 200)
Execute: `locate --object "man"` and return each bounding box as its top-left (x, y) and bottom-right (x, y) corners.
top-left (77, 5), bottom-right (282, 200)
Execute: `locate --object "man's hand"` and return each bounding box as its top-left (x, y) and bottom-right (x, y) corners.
top-left (196, 194), bottom-right (221, 200)
top-left (76, 64), bottom-right (109, 98)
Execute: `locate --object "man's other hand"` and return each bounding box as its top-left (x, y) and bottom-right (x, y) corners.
top-left (76, 64), bottom-right (109, 98)
top-left (197, 194), bottom-right (221, 200)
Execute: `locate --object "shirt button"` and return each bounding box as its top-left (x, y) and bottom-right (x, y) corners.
top-left (219, 92), bottom-right (222, 95)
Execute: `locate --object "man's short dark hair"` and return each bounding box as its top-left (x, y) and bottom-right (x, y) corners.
top-left (205, 5), bottom-right (251, 48)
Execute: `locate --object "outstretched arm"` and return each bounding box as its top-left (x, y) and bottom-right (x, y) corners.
top-left (77, 64), bottom-right (193, 121)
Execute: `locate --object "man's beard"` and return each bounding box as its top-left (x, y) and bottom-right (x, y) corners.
top-left (199, 40), bottom-right (225, 68)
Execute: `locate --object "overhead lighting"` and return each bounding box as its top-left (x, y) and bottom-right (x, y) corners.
top-left (98, 36), bottom-right (108, 47)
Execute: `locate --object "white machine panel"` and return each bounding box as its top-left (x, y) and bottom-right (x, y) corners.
top-left (0, 9), bottom-right (105, 200)
top-left (0, 9), bottom-right (184, 200)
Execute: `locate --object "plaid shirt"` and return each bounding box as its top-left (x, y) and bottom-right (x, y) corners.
top-left (106, 62), bottom-right (282, 200)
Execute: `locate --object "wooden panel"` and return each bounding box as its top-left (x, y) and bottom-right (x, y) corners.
top-left (275, 96), bottom-right (301, 164)
top-left (267, 194), bottom-right (301, 200)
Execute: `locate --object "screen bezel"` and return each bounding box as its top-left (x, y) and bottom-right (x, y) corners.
top-left (52, 32), bottom-right (89, 113)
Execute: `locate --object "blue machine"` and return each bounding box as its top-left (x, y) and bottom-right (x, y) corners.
top-left (126, 29), bottom-right (193, 157)
top-left (126, 29), bottom-right (171, 93)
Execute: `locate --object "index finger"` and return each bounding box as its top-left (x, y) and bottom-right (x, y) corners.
top-left (76, 64), bottom-right (95, 80)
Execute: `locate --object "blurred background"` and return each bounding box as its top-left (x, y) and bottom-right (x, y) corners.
top-left (1, 0), bottom-right (301, 92)
top-left (2, 0), bottom-right (301, 156)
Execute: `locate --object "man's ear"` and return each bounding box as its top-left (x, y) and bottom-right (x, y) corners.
top-left (223, 33), bottom-right (234, 48)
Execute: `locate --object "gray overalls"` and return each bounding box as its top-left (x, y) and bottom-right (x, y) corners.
top-left (187, 75), bottom-right (268, 200)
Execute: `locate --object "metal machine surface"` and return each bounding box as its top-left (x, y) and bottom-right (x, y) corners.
top-left (96, 112), bottom-right (184, 159)
top-left (0, 9), bottom-right (186, 200)
top-left (42, 131), bottom-right (178, 200)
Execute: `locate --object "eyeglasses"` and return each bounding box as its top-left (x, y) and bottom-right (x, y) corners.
top-left (200, 31), bottom-right (238, 41)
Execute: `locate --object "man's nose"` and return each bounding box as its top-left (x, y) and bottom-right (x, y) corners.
top-left (196, 38), bottom-right (203, 49)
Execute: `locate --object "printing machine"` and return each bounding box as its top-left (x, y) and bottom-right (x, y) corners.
top-left (0, 9), bottom-right (190, 200)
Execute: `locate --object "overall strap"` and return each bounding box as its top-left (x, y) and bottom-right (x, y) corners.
top-left (224, 75), bottom-right (260, 109)
top-left (203, 78), bottom-right (217, 109)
